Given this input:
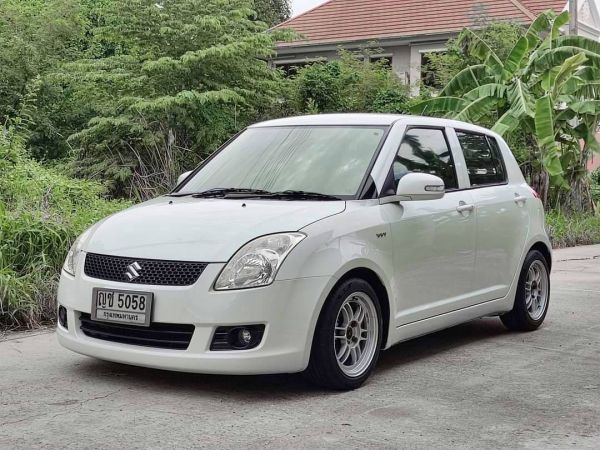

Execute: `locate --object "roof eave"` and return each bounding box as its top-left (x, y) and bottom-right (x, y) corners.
top-left (275, 31), bottom-right (463, 54)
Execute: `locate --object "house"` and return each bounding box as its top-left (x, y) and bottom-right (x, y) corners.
top-left (273, 0), bottom-right (600, 94)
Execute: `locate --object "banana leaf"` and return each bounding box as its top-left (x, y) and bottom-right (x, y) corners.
top-left (503, 37), bottom-right (529, 80)
top-left (553, 35), bottom-right (600, 56)
top-left (551, 11), bottom-right (570, 43)
top-left (464, 83), bottom-right (507, 102)
top-left (462, 29), bottom-right (504, 75)
top-left (569, 100), bottom-right (600, 115)
top-left (409, 97), bottom-right (467, 116)
top-left (440, 65), bottom-right (489, 96)
top-left (507, 80), bottom-right (535, 118)
top-left (551, 52), bottom-right (588, 100)
top-left (452, 96), bottom-right (499, 122)
top-left (524, 11), bottom-right (552, 48)
top-left (534, 47), bottom-right (600, 72)
top-left (535, 95), bottom-right (563, 176)
top-left (492, 110), bottom-right (521, 136)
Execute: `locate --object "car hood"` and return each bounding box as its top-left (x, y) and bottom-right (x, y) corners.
top-left (83, 197), bottom-right (345, 262)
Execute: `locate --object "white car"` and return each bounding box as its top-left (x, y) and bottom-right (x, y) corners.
top-left (57, 114), bottom-right (551, 390)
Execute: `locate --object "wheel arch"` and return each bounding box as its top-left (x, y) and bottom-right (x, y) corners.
top-left (530, 241), bottom-right (552, 271)
top-left (327, 267), bottom-right (391, 349)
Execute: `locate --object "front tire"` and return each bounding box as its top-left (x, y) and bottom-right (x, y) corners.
top-left (501, 250), bottom-right (550, 331)
top-left (305, 278), bottom-right (383, 390)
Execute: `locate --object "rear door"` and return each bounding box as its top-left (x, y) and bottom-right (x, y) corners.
top-left (454, 130), bottom-right (530, 302)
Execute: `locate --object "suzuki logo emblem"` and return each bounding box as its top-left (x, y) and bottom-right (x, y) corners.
top-left (125, 262), bottom-right (142, 281)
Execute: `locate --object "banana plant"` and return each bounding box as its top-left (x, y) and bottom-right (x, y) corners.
top-left (411, 10), bottom-right (600, 210)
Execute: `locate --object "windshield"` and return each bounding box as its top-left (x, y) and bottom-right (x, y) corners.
top-left (177, 126), bottom-right (387, 198)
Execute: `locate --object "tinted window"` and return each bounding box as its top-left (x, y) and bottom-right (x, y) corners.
top-left (393, 128), bottom-right (458, 190)
top-left (457, 131), bottom-right (507, 186)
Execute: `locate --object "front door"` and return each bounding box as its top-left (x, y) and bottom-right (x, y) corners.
top-left (382, 127), bottom-right (477, 326)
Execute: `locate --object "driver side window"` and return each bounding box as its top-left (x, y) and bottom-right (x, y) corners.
top-left (393, 127), bottom-right (458, 190)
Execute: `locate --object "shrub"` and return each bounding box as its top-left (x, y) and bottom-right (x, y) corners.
top-left (0, 132), bottom-right (128, 328)
top-left (292, 50), bottom-right (410, 114)
top-left (545, 210), bottom-right (600, 249)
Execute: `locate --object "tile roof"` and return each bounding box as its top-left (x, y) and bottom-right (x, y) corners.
top-left (275, 0), bottom-right (567, 46)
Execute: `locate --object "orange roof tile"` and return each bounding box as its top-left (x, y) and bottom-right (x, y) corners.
top-left (276, 0), bottom-right (567, 46)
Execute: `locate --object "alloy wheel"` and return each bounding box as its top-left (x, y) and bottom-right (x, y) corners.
top-left (334, 292), bottom-right (379, 377)
top-left (525, 260), bottom-right (549, 321)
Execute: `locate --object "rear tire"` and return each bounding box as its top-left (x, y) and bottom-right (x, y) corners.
top-left (305, 278), bottom-right (383, 390)
top-left (501, 250), bottom-right (550, 332)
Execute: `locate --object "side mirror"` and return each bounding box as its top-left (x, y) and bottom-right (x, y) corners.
top-left (177, 171), bottom-right (192, 186)
top-left (380, 173), bottom-right (445, 204)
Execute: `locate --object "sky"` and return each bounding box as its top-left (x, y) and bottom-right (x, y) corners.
top-left (292, 0), bottom-right (328, 16)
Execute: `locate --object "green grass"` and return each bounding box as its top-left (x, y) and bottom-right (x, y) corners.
top-left (0, 133), bottom-right (129, 329)
top-left (546, 210), bottom-right (600, 249)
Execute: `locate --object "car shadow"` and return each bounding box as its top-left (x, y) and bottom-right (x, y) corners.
top-left (377, 317), bottom-right (508, 372)
top-left (68, 317), bottom-right (509, 398)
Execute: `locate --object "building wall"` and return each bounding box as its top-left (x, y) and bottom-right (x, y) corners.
top-left (274, 40), bottom-right (446, 96)
top-left (390, 46), bottom-right (411, 83)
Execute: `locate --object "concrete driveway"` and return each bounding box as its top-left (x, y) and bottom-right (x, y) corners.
top-left (1, 245), bottom-right (599, 449)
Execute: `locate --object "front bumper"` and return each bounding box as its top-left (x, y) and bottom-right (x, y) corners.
top-left (57, 262), bottom-right (333, 375)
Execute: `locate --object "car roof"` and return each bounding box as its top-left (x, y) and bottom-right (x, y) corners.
top-left (250, 114), bottom-right (405, 127)
top-left (250, 114), bottom-right (498, 136)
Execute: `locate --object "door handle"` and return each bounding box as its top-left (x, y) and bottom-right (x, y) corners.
top-left (514, 194), bottom-right (527, 204)
top-left (456, 203), bottom-right (475, 213)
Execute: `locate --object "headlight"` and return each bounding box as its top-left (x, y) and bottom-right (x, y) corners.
top-left (63, 230), bottom-right (89, 276)
top-left (214, 232), bottom-right (306, 290)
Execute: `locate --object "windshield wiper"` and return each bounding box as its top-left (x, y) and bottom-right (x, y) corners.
top-left (170, 188), bottom-right (342, 200)
top-left (193, 188), bottom-right (273, 198)
top-left (167, 188), bottom-right (271, 198)
top-left (227, 190), bottom-right (342, 201)
top-left (272, 190), bottom-right (343, 200)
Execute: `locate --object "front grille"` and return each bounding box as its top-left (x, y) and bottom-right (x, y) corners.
top-left (84, 253), bottom-right (207, 286)
top-left (80, 313), bottom-right (194, 350)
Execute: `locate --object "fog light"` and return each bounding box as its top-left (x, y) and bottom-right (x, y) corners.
top-left (229, 327), bottom-right (255, 349)
top-left (58, 306), bottom-right (68, 329)
top-left (210, 324), bottom-right (265, 351)
top-left (239, 328), bottom-right (253, 345)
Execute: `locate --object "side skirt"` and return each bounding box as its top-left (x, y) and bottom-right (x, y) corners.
top-left (385, 296), bottom-right (512, 349)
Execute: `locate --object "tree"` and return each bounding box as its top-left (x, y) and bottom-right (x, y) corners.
top-left (412, 11), bottom-right (600, 212)
top-left (0, 0), bottom-right (86, 125)
top-left (254, 0), bottom-right (291, 27)
top-left (60, 0), bottom-right (287, 199)
top-left (0, 0), bottom-right (129, 160)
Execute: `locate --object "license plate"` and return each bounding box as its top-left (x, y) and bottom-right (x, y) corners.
top-left (91, 288), bottom-right (153, 327)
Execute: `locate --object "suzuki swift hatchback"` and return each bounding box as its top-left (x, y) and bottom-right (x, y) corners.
top-left (57, 114), bottom-right (551, 389)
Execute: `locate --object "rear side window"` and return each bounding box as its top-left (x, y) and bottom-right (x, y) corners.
top-left (456, 131), bottom-right (507, 187)
top-left (393, 128), bottom-right (458, 190)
